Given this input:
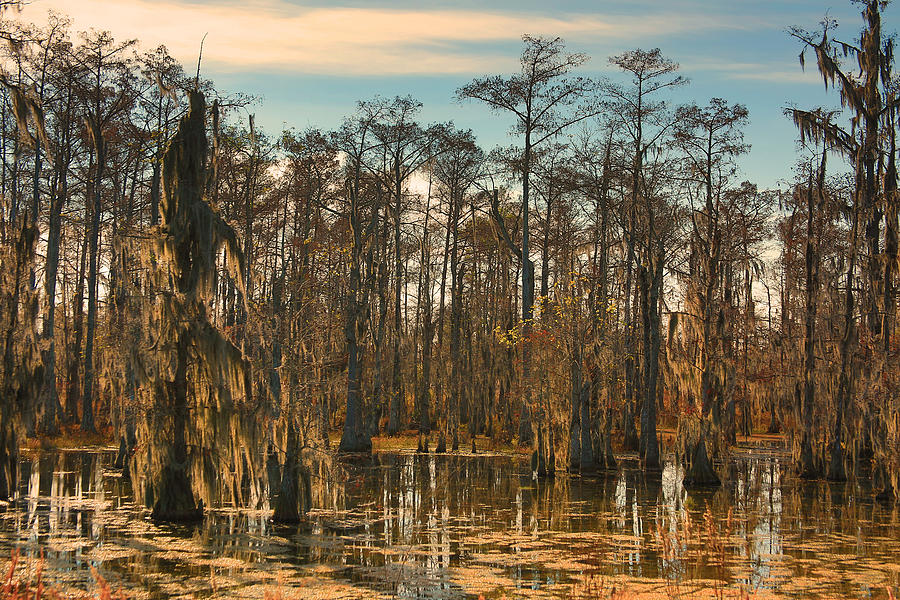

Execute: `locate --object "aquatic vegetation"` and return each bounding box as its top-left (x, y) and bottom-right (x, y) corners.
top-left (3, 450), bottom-right (900, 599)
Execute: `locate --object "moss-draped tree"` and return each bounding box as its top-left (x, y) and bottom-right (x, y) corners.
top-left (130, 90), bottom-right (247, 521)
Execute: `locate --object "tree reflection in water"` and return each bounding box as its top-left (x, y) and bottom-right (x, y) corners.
top-left (0, 449), bottom-right (898, 599)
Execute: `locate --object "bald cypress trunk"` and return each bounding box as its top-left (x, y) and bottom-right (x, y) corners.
top-left (520, 133), bottom-right (534, 448)
top-left (639, 255), bottom-right (662, 471)
top-left (339, 191), bottom-right (377, 454)
top-left (884, 149), bottom-right (898, 353)
top-left (622, 240), bottom-right (639, 452)
top-left (683, 428), bottom-right (720, 486)
top-left (828, 207), bottom-right (860, 483)
top-left (800, 170), bottom-right (822, 479)
top-left (567, 355), bottom-right (585, 472)
top-left (449, 254), bottom-right (462, 452)
top-left (81, 127), bottom-right (105, 433)
top-left (340, 243), bottom-right (372, 453)
top-left (151, 334), bottom-right (200, 521)
top-left (417, 252), bottom-right (433, 435)
top-left (67, 215), bottom-right (88, 424)
top-left (40, 162), bottom-right (66, 435)
top-left (273, 420), bottom-right (311, 523)
top-left (387, 184), bottom-right (403, 435)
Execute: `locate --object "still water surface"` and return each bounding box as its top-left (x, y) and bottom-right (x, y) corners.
top-left (1, 448), bottom-right (898, 599)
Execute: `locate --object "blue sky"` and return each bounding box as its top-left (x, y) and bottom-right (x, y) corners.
top-left (16, 0), bottom-right (900, 189)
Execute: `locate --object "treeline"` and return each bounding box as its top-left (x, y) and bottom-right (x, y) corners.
top-left (0, 1), bottom-right (898, 520)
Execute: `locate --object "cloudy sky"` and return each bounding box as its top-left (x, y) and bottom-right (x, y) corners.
top-left (12, 0), bottom-right (898, 188)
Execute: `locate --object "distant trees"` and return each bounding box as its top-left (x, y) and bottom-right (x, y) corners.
top-left (72, 31), bottom-right (138, 434)
top-left (431, 127), bottom-right (483, 450)
top-left (458, 34), bottom-right (599, 470)
top-left (673, 97), bottom-right (750, 485)
top-left (606, 48), bottom-right (687, 471)
top-left (332, 102), bottom-right (384, 454)
top-left (368, 96), bottom-right (441, 436)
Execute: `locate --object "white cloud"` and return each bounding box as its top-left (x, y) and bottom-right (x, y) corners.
top-left (14, 0), bottom-right (765, 75)
top-left (678, 59), bottom-right (824, 85)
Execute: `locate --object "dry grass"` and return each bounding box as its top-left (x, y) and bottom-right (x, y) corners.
top-left (1, 551), bottom-right (123, 600)
top-left (2, 549), bottom-right (60, 600)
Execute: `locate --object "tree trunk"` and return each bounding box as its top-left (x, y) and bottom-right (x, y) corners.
top-left (418, 220), bottom-right (434, 434)
top-left (800, 168), bottom-right (822, 478)
top-left (81, 131), bottom-right (105, 433)
top-left (67, 217), bottom-right (89, 423)
top-left (0, 426), bottom-right (15, 500)
top-left (683, 429), bottom-right (720, 487)
top-left (339, 198), bottom-right (374, 454)
top-left (568, 346), bottom-right (583, 472)
top-left (151, 335), bottom-right (201, 521)
top-left (622, 240), bottom-right (639, 452)
top-left (387, 187), bottom-right (403, 435)
top-left (39, 171), bottom-right (66, 435)
top-left (520, 132), bottom-right (534, 447)
top-left (273, 420), bottom-right (312, 523)
top-left (639, 256), bottom-right (662, 471)
top-left (370, 219), bottom-right (389, 437)
top-left (339, 286), bottom-right (371, 453)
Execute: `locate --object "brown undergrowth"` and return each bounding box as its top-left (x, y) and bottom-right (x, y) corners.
top-left (23, 426), bottom-right (115, 452)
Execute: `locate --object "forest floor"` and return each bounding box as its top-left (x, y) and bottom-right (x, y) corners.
top-left (330, 428), bottom-right (789, 455)
top-left (21, 426), bottom-right (787, 455)
top-left (369, 432), bottom-right (532, 454)
top-left (23, 424), bottom-right (117, 452)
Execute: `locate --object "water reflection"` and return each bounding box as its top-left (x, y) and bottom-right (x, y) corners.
top-left (0, 449), bottom-right (898, 599)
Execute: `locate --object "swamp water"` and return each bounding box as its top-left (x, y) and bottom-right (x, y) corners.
top-left (1, 447), bottom-right (898, 599)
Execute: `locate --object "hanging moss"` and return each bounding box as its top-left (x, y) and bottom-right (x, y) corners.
top-left (129, 90), bottom-right (257, 521)
top-left (0, 222), bottom-right (44, 501)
